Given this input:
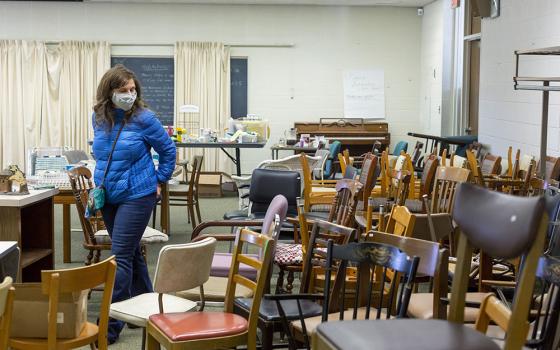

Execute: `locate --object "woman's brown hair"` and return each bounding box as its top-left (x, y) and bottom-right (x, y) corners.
top-left (93, 64), bottom-right (146, 126)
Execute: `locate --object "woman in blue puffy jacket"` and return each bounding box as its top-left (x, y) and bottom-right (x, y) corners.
top-left (92, 64), bottom-right (176, 344)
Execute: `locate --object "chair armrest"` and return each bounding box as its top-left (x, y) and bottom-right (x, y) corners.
top-left (264, 293), bottom-right (324, 301)
top-left (474, 295), bottom-right (511, 333)
top-left (191, 220), bottom-right (263, 240)
top-left (286, 217), bottom-right (300, 226)
top-left (231, 175), bottom-right (251, 182)
top-left (176, 159), bottom-right (190, 166)
top-left (192, 233), bottom-right (237, 242)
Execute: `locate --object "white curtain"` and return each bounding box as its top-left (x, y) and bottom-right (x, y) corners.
top-left (174, 42), bottom-right (231, 173)
top-left (0, 40), bottom-right (110, 170)
top-left (0, 40), bottom-right (45, 170)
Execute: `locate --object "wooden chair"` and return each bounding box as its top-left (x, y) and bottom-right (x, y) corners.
top-left (109, 238), bottom-right (217, 348)
top-left (367, 232), bottom-right (449, 321)
top-left (537, 155), bottom-right (560, 183)
top-left (505, 147), bottom-right (520, 178)
top-left (430, 166), bottom-right (471, 215)
top-left (404, 153), bottom-right (439, 213)
top-left (271, 239), bottom-right (419, 349)
top-left (274, 179), bottom-right (362, 293)
top-left (440, 148), bottom-right (448, 167)
top-left (411, 166), bottom-right (470, 256)
top-left (475, 255), bottom-right (560, 349)
top-left (179, 194), bottom-right (287, 304)
top-left (0, 277), bottom-right (14, 349)
top-left (480, 153), bottom-right (502, 176)
top-left (383, 205), bottom-right (416, 236)
top-left (388, 169), bottom-right (412, 206)
top-left (336, 149), bottom-right (353, 176)
top-left (313, 183), bottom-right (549, 350)
top-left (466, 150), bottom-right (501, 186)
top-left (374, 150), bottom-right (390, 198)
top-left (485, 160), bottom-right (535, 196)
top-left (68, 167), bottom-right (167, 265)
top-left (262, 221), bottom-right (357, 349)
top-left (235, 220), bottom-right (356, 350)
top-left (451, 154), bottom-right (468, 169)
top-left (146, 229), bottom-right (274, 350)
top-left (355, 152), bottom-right (378, 211)
top-left (68, 166), bottom-right (111, 264)
top-left (9, 256), bottom-right (117, 350)
top-left (169, 155), bottom-right (204, 230)
top-left (364, 169), bottom-right (412, 231)
top-left (300, 153), bottom-right (340, 212)
top-left (410, 141), bottom-right (424, 172)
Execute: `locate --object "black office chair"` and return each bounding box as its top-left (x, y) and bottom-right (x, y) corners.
top-left (224, 169), bottom-right (301, 236)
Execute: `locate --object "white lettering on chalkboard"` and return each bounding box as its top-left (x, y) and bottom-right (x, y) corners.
top-left (111, 57), bottom-right (175, 126)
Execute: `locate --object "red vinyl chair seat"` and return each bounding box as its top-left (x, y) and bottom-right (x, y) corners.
top-left (149, 312), bottom-right (248, 342)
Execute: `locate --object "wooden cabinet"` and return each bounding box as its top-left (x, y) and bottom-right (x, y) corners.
top-left (0, 189), bottom-right (57, 282)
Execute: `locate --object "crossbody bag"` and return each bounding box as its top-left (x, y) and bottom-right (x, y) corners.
top-left (86, 122), bottom-right (125, 218)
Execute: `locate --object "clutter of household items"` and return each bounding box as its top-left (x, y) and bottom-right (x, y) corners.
top-left (24, 147), bottom-right (94, 190)
top-left (164, 116), bottom-right (269, 144)
top-left (167, 104), bottom-right (269, 144)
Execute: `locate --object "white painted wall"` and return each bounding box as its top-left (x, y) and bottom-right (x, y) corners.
top-left (419, 0), bottom-right (443, 137)
top-left (0, 2), bottom-right (421, 173)
top-left (479, 0), bottom-right (560, 159)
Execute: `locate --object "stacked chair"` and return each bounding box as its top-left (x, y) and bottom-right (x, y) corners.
top-left (180, 194), bottom-right (289, 304)
top-left (274, 179), bottom-right (363, 294)
top-left (312, 183), bottom-right (554, 350)
top-left (49, 141), bottom-right (560, 350)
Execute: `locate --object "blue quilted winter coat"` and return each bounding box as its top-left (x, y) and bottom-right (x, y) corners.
top-left (92, 108), bottom-right (176, 204)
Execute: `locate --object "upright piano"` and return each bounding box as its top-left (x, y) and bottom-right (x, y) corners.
top-left (294, 118), bottom-right (390, 156)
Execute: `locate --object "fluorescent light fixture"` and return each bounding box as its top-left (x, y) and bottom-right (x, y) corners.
top-left (179, 104), bottom-right (200, 113)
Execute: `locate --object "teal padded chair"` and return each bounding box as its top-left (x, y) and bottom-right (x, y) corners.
top-left (392, 141), bottom-right (408, 156)
top-left (323, 140), bottom-right (341, 179)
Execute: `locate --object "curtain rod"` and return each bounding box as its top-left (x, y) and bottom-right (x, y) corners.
top-left (44, 41), bottom-right (294, 48)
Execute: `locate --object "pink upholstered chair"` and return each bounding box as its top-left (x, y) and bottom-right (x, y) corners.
top-left (178, 195), bottom-right (288, 303)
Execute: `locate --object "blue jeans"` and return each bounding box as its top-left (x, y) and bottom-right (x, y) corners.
top-left (101, 192), bottom-right (156, 342)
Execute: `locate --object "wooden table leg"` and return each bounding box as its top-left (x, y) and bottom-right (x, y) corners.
top-left (62, 203), bottom-right (71, 263)
top-left (160, 182), bottom-right (170, 235)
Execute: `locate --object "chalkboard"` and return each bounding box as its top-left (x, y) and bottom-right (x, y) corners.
top-left (111, 56), bottom-right (175, 126)
top-left (231, 58), bottom-right (248, 119)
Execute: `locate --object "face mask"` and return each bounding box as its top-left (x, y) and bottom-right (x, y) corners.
top-left (112, 91), bottom-right (137, 111)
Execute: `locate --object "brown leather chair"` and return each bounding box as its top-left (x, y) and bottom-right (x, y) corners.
top-left (314, 183), bottom-right (548, 350)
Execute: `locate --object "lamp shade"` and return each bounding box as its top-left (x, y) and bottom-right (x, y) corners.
top-left (179, 104), bottom-right (200, 113)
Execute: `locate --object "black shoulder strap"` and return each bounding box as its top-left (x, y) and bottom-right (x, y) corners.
top-left (100, 122), bottom-right (126, 186)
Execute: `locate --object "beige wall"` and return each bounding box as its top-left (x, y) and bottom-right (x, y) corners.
top-left (0, 2), bottom-right (422, 172)
top-left (479, 0), bottom-right (560, 159)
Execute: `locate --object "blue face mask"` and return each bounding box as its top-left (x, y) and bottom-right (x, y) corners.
top-left (112, 91), bottom-right (137, 111)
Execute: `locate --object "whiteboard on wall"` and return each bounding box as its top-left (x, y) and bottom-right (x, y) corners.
top-left (343, 70), bottom-right (385, 119)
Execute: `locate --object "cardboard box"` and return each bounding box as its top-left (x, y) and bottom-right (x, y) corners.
top-left (11, 283), bottom-right (88, 339)
top-left (198, 172), bottom-right (223, 198)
